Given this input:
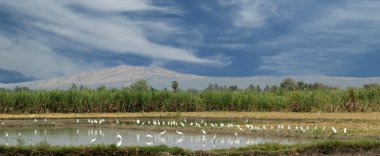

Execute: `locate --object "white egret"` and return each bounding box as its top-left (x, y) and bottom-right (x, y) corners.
top-left (146, 134), bottom-right (153, 138)
top-left (331, 127), bottom-right (337, 134)
top-left (180, 122), bottom-right (185, 127)
top-left (116, 134), bottom-right (122, 147)
top-left (146, 142), bottom-right (153, 146)
top-left (136, 119), bottom-right (140, 125)
top-left (34, 119), bottom-right (37, 123)
top-left (176, 130), bottom-right (183, 135)
top-left (343, 128), bottom-right (347, 134)
top-left (160, 130), bottom-right (167, 135)
top-left (234, 132), bottom-right (238, 137)
top-left (76, 119), bottom-right (79, 124)
top-left (116, 119), bottom-right (119, 124)
top-left (44, 118), bottom-right (47, 123)
top-left (201, 129), bottom-right (206, 135)
top-left (90, 138), bottom-right (97, 143)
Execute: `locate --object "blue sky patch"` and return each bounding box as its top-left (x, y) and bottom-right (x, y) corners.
top-left (0, 0), bottom-right (380, 83)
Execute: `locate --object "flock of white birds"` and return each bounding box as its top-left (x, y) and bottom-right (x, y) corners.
top-left (2, 118), bottom-right (348, 147)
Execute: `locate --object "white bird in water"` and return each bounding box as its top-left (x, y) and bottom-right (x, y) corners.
top-left (160, 130), bottom-right (167, 135)
top-left (116, 134), bottom-right (122, 147)
top-left (146, 142), bottom-right (153, 146)
top-left (90, 138), bottom-right (97, 143)
top-left (331, 127), bottom-right (337, 134)
top-left (136, 119), bottom-right (140, 125)
top-left (343, 128), bottom-right (347, 134)
top-left (44, 118), bottom-right (47, 122)
top-left (176, 130), bottom-right (183, 135)
top-left (76, 119), bottom-right (79, 123)
top-left (34, 119), bottom-right (37, 123)
top-left (201, 129), bottom-right (207, 135)
top-left (116, 119), bottom-right (119, 124)
top-left (146, 134), bottom-right (153, 138)
top-left (234, 132), bottom-right (238, 137)
top-left (5, 132), bottom-right (8, 138)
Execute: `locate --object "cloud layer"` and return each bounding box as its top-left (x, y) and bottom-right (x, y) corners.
top-left (0, 0), bottom-right (224, 79)
top-left (1, 0), bottom-right (380, 81)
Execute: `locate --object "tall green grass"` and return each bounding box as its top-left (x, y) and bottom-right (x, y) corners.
top-left (0, 87), bottom-right (379, 113)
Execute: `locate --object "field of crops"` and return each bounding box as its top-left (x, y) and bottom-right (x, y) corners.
top-left (0, 85), bottom-right (379, 113)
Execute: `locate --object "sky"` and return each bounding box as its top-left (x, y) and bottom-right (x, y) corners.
top-left (1, 0), bottom-right (380, 83)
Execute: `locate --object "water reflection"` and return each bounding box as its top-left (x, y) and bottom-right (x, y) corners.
top-left (0, 127), bottom-right (310, 150)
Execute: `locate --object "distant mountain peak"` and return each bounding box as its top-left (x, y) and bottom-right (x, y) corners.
top-left (33, 65), bottom-right (202, 88)
top-left (0, 65), bottom-right (379, 90)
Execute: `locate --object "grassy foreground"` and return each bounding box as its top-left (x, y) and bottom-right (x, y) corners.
top-left (0, 139), bottom-right (379, 156)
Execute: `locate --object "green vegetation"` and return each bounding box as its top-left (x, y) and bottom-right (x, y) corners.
top-left (0, 144), bottom-right (188, 156)
top-left (0, 79), bottom-right (379, 113)
top-left (0, 139), bottom-right (378, 156)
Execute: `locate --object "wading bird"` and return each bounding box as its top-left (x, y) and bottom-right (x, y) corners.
top-left (136, 119), bottom-right (140, 125)
top-left (90, 138), bottom-right (97, 143)
top-left (146, 134), bottom-right (153, 138)
top-left (201, 129), bottom-right (206, 135)
top-left (160, 130), bottom-right (167, 135)
top-left (331, 127), bottom-right (337, 134)
top-left (116, 134), bottom-right (122, 147)
top-left (176, 130), bottom-right (183, 135)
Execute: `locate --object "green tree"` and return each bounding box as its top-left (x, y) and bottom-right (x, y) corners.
top-left (247, 84), bottom-right (255, 91)
top-left (130, 79), bottom-right (149, 91)
top-left (70, 83), bottom-right (77, 90)
top-left (280, 78), bottom-right (296, 90)
top-left (256, 85), bottom-right (261, 92)
top-left (171, 81), bottom-right (179, 91)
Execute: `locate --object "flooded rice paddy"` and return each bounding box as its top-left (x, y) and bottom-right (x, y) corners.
top-left (0, 118), bottom-right (312, 150)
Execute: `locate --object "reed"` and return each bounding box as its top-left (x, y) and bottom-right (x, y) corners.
top-left (0, 86), bottom-right (379, 113)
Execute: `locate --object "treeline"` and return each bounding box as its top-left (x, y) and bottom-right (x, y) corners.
top-left (0, 79), bottom-right (379, 113)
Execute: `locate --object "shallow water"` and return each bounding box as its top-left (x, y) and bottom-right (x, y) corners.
top-left (0, 126), bottom-right (310, 150)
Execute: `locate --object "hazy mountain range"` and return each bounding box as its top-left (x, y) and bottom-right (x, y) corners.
top-left (1, 65), bottom-right (380, 90)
